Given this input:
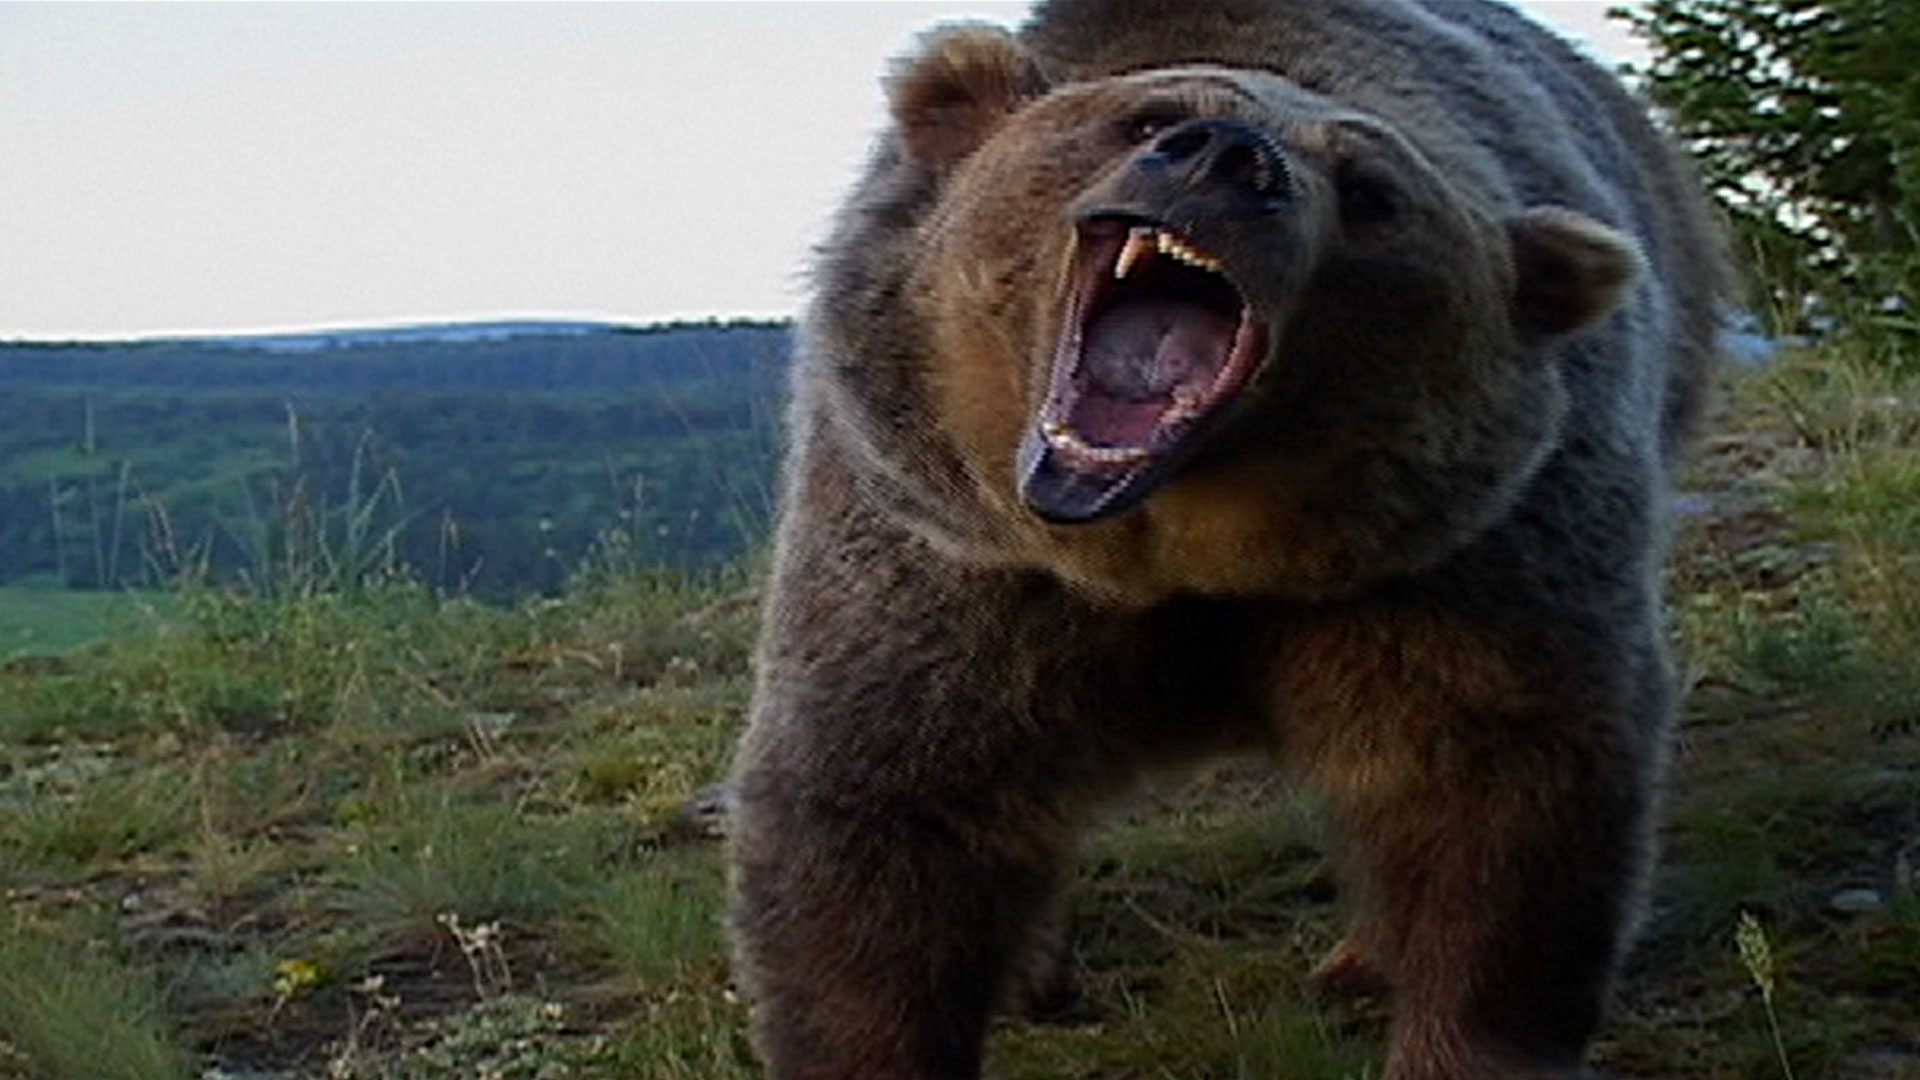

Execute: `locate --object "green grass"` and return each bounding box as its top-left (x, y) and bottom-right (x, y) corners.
top-left (0, 925), bottom-right (191, 1080)
top-left (0, 761), bottom-right (195, 880)
top-left (610, 988), bottom-right (759, 1080)
top-left (587, 848), bottom-right (728, 987)
top-left (0, 586), bottom-right (173, 659)
top-left (1624, 334), bottom-right (1920, 1077)
top-left (0, 568), bottom-right (762, 1078)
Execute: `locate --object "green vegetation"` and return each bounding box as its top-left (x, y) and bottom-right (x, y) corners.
top-left (0, 321), bottom-right (786, 599)
top-left (0, 568), bottom-right (759, 1078)
top-left (1626, 0), bottom-right (1919, 319)
top-left (0, 927), bottom-right (191, 1080)
top-left (0, 587), bottom-right (174, 659)
top-left (1613, 11), bottom-right (1920, 1067)
top-left (1638, 341), bottom-right (1920, 1078)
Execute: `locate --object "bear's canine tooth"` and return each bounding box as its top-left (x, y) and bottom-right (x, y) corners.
top-left (1114, 227), bottom-right (1158, 280)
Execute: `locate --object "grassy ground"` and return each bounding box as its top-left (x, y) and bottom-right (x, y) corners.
top-left (0, 587), bottom-right (175, 660)
top-left (1, 338), bottom-right (1917, 1079)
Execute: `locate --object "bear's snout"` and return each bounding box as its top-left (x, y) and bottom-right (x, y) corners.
top-left (1143, 117), bottom-right (1290, 204)
top-left (1069, 115), bottom-right (1294, 237)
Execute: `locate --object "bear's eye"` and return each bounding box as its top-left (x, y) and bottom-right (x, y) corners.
top-left (1120, 104), bottom-right (1191, 145)
top-left (1336, 162), bottom-right (1400, 227)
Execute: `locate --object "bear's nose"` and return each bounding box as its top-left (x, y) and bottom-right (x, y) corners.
top-left (1146, 118), bottom-right (1289, 202)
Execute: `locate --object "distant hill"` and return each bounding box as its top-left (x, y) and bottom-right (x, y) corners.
top-left (180, 319), bottom-right (621, 353)
top-left (0, 320), bottom-right (790, 597)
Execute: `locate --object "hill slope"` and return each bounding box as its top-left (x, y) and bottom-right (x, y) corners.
top-left (0, 321), bottom-right (789, 597)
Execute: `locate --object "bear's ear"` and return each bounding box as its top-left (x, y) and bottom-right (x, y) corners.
top-left (1505, 207), bottom-right (1645, 337)
top-left (887, 24), bottom-right (1049, 175)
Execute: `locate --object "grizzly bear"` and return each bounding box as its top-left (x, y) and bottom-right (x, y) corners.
top-left (727, 0), bottom-right (1725, 1077)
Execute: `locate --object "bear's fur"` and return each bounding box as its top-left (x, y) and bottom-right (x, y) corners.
top-left (727, 1), bottom-right (1725, 1077)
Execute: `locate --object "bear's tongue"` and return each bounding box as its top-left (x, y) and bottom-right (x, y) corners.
top-left (1073, 297), bottom-right (1237, 445)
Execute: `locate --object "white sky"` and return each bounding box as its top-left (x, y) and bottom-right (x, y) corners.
top-left (0, 2), bottom-right (1644, 341)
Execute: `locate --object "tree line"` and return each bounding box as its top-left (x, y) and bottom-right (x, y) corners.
top-left (0, 322), bottom-right (789, 598)
top-left (1625, 0), bottom-right (1918, 338)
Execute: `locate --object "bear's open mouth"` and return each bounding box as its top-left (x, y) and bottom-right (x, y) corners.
top-left (1019, 218), bottom-right (1269, 523)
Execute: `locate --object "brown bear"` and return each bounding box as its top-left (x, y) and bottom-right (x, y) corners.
top-left (727, 1), bottom-right (1725, 1077)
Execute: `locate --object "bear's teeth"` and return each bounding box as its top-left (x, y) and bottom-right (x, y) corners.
top-left (1114, 227), bottom-right (1158, 280)
top-left (1042, 420), bottom-right (1150, 465)
top-left (1155, 231), bottom-right (1221, 272)
top-left (1167, 385), bottom-right (1208, 421)
top-left (1111, 227), bottom-right (1222, 279)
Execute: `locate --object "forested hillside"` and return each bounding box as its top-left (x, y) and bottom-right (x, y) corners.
top-left (0, 321), bottom-right (788, 597)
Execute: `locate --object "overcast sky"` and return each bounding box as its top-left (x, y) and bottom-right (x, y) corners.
top-left (0, 2), bottom-right (1645, 341)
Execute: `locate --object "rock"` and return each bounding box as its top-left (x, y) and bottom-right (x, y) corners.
top-left (1829, 888), bottom-right (1888, 915)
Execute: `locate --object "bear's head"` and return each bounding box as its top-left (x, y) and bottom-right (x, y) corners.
top-left (866, 25), bottom-right (1641, 602)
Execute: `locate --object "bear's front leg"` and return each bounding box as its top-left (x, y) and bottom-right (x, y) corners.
top-left (727, 498), bottom-right (1105, 1080)
top-left (729, 771), bottom-right (1067, 1080)
top-left (1286, 604), bottom-right (1668, 1080)
top-left (1358, 746), bottom-right (1651, 1080)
